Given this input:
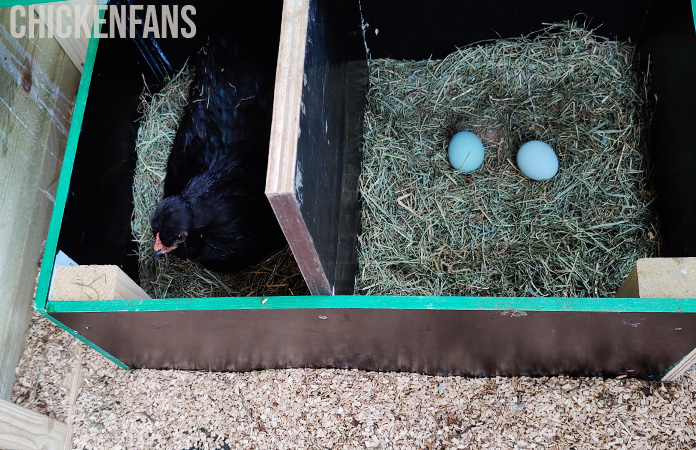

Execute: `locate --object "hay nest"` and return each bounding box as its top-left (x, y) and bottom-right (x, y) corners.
top-left (356, 22), bottom-right (658, 298)
top-left (131, 67), bottom-right (308, 299)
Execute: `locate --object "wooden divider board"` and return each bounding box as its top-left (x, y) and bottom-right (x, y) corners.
top-left (265, 0), bottom-right (325, 293)
top-left (265, 0), bottom-right (366, 295)
top-left (616, 258), bottom-right (696, 299)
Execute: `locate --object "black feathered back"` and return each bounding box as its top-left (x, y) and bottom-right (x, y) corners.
top-left (152, 27), bottom-right (286, 272)
top-left (164, 29), bottom-right (275, 197)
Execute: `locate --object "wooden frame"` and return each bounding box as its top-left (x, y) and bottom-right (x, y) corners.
top-left (26, 0), bottom-right (696, 381)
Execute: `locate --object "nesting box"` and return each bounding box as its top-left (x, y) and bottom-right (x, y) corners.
top-left (35, 0), bottom-right (696, 379)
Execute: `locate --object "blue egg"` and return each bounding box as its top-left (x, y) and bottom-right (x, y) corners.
top-left (516, 141), bottom-right (559, 180)
top-left (448, 131), bottom-right (485, 173)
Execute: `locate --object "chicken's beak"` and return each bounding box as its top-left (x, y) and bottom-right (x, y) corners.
top-left (153, 232), bottom-right (174, 261)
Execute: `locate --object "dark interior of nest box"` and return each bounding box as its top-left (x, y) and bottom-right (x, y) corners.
top-left (57, 0), bottom-right (284, 281)
top-left (56, 0), bottom-right (696, 291)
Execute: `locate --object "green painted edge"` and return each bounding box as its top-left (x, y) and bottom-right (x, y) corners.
top-left (28, 8), bottom-right (129, 369)
top-left (34, 5), bottom-right (102, 313)
top-left (46, 295), bottom-right (696, 314)
top-left (692, 0), bottom-right (696, 33)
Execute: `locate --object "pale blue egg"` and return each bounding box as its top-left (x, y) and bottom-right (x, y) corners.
top-left (448, 131), bottom-right (485, 173)
top-left (516, 141), bottom-right (559, 180)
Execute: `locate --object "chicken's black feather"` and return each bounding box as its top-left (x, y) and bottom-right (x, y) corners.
top-left (151, 29), bottom-right (285, 272)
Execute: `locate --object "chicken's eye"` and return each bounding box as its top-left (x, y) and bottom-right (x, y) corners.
top-left (177, 234), bottom-right (183, 240)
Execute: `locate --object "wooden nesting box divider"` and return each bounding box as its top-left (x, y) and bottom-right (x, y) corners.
top-left (617, 258), bottom-right (696, 299)
top-left (267, 0), bottom-right (366, 295)
top-left (27, 0), bottom-right (696, 380)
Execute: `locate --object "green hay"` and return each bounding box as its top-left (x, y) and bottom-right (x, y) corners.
top-left (356, 22), bottom-right (658, 298)
top-left (131, 67), bottom-right (308, 299)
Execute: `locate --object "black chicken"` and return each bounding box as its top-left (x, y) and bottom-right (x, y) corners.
top-left (150, 30), bottom-right (286, 272)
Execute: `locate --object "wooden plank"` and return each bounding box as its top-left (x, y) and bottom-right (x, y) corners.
top-left (265, 0), bottom-right (308, 197)
top-left (36, 0), bottom-right (98, 73)
top-left (663, 346), bottom-right (696, 382)
top-left (265, 0), bottom-right (331, 293)
top-left (60, 341), bottom-right (83, 450)
top-left (616, 258), bottom-right (696, 298)
top-left (50, 307), bottom-right (696, 379)
top-left (0, 7), bottom-right (80, 399)
top-left (0, 398), bottom-right (68, 450)
top-left (268, 194), bottom-right (332, 295)
top-left (616, 264), bottom-right (639, 298)
top-left (265, 0), bottom-right (367, 294)
top-left (50, 265), bottom-right (150, 301)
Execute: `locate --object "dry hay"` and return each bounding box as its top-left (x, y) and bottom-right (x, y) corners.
top-left (357, 22), bottom-right (658, 298)
top-left (131, 67), bottom-right (308, 299)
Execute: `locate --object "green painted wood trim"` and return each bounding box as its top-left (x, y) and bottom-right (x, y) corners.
top-left (46, 295), bottom-right (696, 314)
top-left (26, 8), bottom-right (128, 370)
top-left (34, 6), bottom-right (102, 313)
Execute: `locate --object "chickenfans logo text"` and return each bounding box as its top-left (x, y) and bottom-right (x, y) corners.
top-left (10, 4), bottom-right (197, 39)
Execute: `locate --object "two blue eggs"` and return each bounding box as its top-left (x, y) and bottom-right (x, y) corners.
top-left (447, 131), bottom-right (559, 180)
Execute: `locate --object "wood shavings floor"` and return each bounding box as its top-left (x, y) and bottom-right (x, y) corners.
top-left (12, 311), bottom-right (696, 449)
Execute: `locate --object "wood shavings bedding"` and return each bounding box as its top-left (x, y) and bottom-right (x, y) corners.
top-left (12, 312), bottom-right (696, 449)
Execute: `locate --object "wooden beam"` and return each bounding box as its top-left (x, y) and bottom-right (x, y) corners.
top-left (616, 257), bottom-right (696, 298)
top-left (0, 398), bottom-right (68, 450)
top-left (50, 265), bottom-right (150, 301)
top-left (0, 7), bottom-right (80, 399)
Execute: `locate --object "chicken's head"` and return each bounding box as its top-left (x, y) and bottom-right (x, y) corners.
top-left (150, 196), bottom-right (192, 260)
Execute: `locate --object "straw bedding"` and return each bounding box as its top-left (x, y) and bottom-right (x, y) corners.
top-left (356, 22), bottom-right (658, 298)
top-left (131, 67), bottom-right (308, 299)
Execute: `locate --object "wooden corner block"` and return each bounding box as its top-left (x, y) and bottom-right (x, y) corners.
top-left (616, 258), bottom-right (696, 298)
top-left (50, 265), bottom-right (150, 301)
top-left (0, 398), bottom-right (68, 450)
